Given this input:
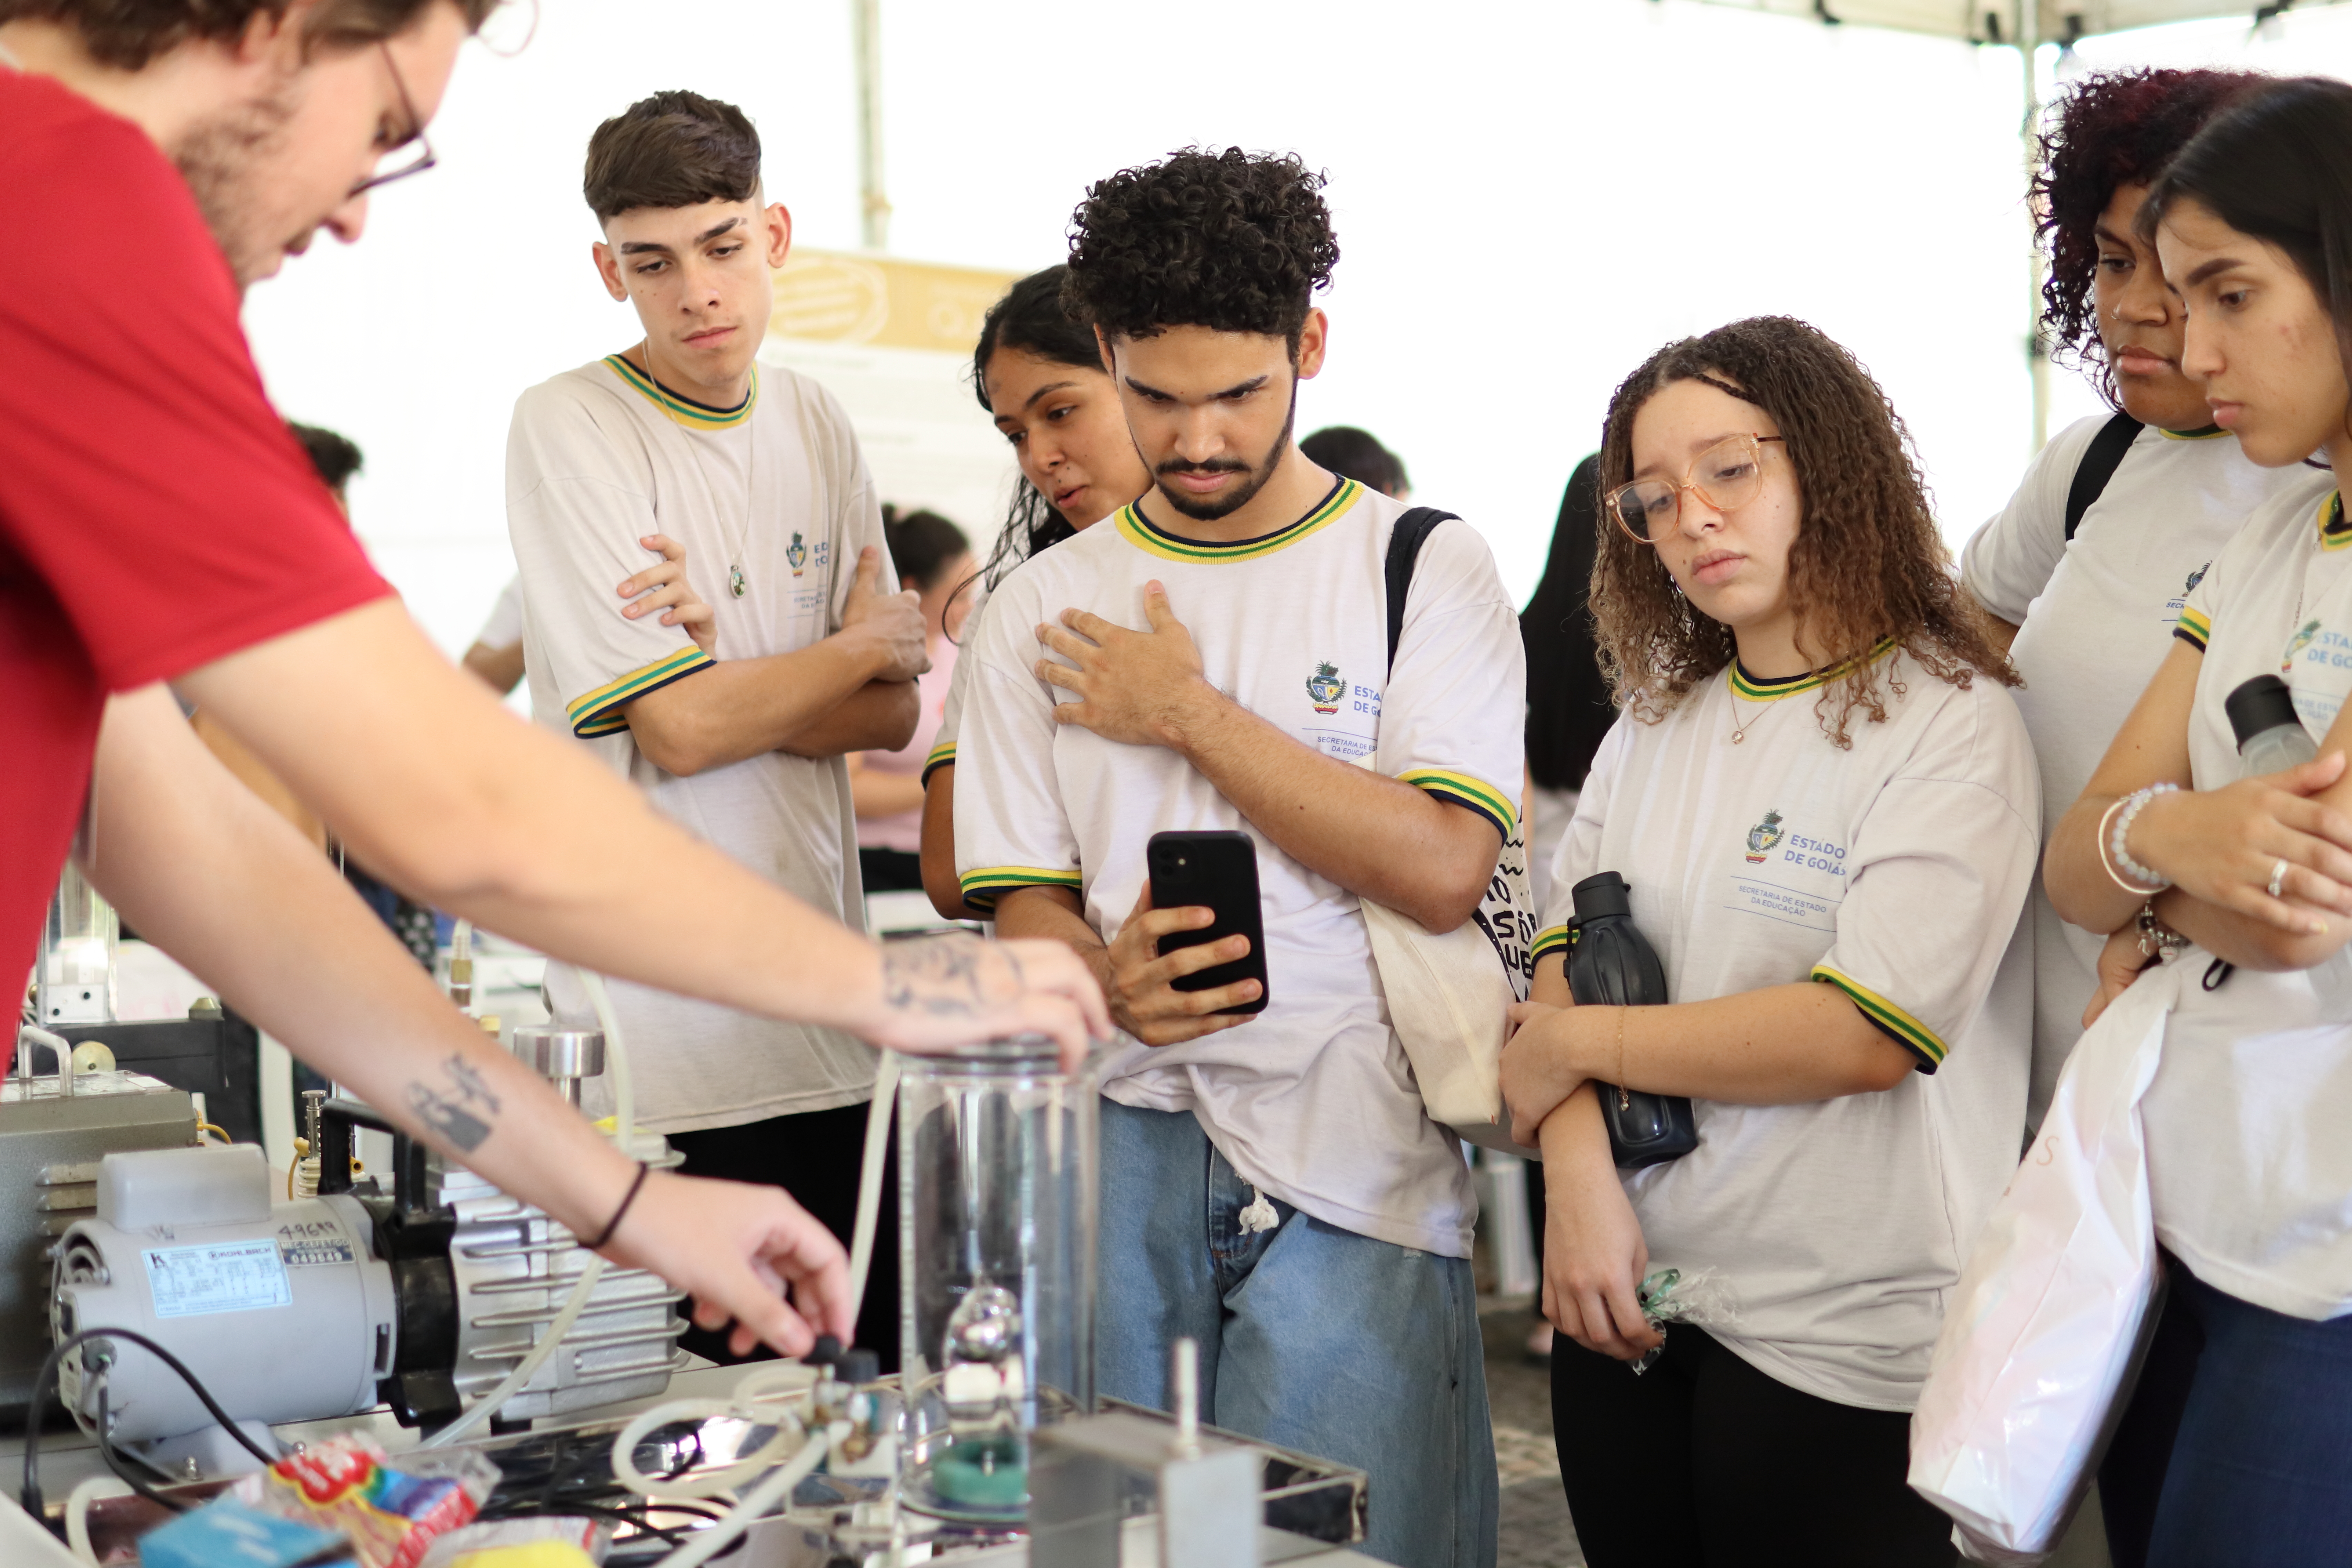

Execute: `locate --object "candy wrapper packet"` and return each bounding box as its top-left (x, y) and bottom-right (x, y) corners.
top-left (233, 1434), bottom-right (501, 1568)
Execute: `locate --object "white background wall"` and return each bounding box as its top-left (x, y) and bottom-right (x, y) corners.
top-left (243, 0), bottom-right (2352, 662)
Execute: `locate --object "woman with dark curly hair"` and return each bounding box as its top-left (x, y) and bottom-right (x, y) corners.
top-left (915, 266), bottom-right (1148, 919)
top-left (2042, 77), bottom-right (2352, 1568)
top-left (1959, 67), bottom-right (2288, 1129)
top-left (1501, 318), bottom-right (2037, 1566)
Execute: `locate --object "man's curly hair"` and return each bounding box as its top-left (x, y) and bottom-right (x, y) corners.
top-left (1592, 318), bottom-right (2016, 748)
top-left (2034, 67), bottom-right (2264, 403)
top-left (1062, 147), bottom-right (1338, 349)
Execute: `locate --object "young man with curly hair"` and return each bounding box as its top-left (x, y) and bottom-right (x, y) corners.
top-left (0, 0), bottom-right (1102, 1364)
top-left (1957, 67), bottom-right (2295, 1134)
top-left (955, 147), bottom-right (1519, 1567)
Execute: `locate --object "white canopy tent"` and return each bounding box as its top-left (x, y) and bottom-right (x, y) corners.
top-left (1693, 0), bottom-right (2350, 448)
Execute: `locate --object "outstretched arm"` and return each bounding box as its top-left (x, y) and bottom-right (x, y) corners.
top-left (86, 686), bottom-right (857, 1356)
top-left (175, 598), bottom-right (1107, 1063)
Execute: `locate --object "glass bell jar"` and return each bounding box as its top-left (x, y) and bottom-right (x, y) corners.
top-left (897, 1035), bottom-right (1098, 1525)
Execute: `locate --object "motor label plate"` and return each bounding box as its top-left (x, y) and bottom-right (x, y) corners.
top-left (142, 1239), bottom-right (292, 1317)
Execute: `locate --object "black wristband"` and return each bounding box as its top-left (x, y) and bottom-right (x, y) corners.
top-left (587, 1160), bottom-right (651, 1250)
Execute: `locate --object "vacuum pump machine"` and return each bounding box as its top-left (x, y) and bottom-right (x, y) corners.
top-left (44, 1025), bottom-right (688, 1477)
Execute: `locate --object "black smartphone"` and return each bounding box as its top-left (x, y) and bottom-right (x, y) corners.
top-left (1146, 830), bottom-right (1270, 1015)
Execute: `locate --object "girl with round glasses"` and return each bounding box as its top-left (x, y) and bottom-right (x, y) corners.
top-left (2041, 78), bottom-right (2352, 1565)
top-left (1501, 316), bottom-right (2034, 1565)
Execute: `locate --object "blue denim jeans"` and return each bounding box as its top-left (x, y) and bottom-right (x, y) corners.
top-left (1096, 1099), bottom-right (1498, 1568)
top-left (2120, 1265), bottom-right (2352, 1568)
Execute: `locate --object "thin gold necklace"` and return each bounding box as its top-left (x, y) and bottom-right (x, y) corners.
top-left (637, 339), bottom-right (755, 599)
top-left (1729, 685), bottom-right (1770, 745)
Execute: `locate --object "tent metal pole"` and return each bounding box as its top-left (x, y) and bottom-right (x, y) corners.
top-left (854, 0), bottom-right (890, 251)
top-left (2020, 0), bottom-right (2049, 453)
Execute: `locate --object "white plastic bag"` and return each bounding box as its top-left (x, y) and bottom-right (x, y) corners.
top-left (1907, 958), bottom-right (2182, 1565)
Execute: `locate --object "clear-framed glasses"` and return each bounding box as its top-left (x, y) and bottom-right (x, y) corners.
top-left (348, 43), bottom-right (437, 197)
top-left (1606, 434), bottom-right (1786, 543)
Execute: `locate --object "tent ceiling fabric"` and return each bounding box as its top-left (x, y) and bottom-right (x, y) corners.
top-left (1688, 0), bottom-right (2341, 44)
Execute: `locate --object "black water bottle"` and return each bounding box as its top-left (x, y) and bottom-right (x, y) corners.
top-left (1565, 871), bottom-right (1698, 1169)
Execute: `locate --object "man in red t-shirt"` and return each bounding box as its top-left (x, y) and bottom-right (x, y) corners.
top-left (0, 0), bottom-right (1105, 1359)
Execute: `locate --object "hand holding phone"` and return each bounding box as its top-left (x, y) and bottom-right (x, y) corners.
top-left (1108, 831), bottom-right (1270, 1038)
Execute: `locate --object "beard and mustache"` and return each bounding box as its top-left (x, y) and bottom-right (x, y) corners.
top-left (1151, 374), bottom-right (1301, 523)
top-left (170, 74), bottom-right (307, 292)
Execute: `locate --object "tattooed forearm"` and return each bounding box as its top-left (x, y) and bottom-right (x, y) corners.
top-left (404, 1051), bottom-right (503, 1154)
top-left (882, 932), bottom-right (1012, 1018)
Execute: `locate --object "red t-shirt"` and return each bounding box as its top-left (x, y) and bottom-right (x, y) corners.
top-left (0, 70), bottom-right (392, 984)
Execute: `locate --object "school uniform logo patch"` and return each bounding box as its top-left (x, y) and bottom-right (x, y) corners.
top-left (1744, 809), bottom-right (1786, 864)
top-left (2285, 618), bottom-right (2321, 674)
top-left (1306, 661), bottom-right (1345, 715)
top-left (2184, 562), bottom-right (2208, 595)
top-left (788, 531), bottom-right (808, 576)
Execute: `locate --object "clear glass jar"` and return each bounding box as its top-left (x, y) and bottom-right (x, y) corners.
top-left (897, 1037), bottom-right (1097, 1524)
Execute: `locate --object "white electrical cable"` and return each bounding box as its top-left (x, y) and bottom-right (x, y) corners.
top-left (65, 1475), bottom-right (130, 1565)
top-left (609, 1364), bottom-right (815, 1499)
top-left (845, 1050), bottom-right (899, 1317)
top-left (651, 1428), bottom-right (829, 1568)
top-left (422, 969), bottom-right (636, 1448)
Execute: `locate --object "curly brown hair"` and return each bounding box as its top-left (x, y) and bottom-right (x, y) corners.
top-left (1062, 146), bottom-right (1338, 351)
top-left (2033, 67), bottom-right (2265, 404)
top-left (1592, 317), bottom-right (2015, 748)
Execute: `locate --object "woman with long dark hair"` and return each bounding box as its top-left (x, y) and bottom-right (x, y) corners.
top-left (1503, 318), bottom-right (2035, 1565)
top-left (1960, 67), bottom-right (2282, 1131)
top-left (916, 266), bottom-right (1148, 919)
top-left (2043, 78), bottom-right (2352, 1566)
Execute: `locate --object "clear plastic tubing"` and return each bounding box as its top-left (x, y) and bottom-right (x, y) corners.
top-left (896, 1035), bottom-right (1098, 1524)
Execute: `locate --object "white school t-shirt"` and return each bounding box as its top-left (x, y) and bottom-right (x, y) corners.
top-left (954, 480), bottom-right (1526, 1258)
top-left (2144, 471), bottom-right (2352, 1320)
top-left (1961, 417), bottom-right (2299, 1124)
top-left (506, 355), bottom-right (887, 1133)
top-left (1537, 648), bottom-right (2038, 1410)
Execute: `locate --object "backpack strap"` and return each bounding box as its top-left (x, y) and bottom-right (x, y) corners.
top-left (2064, 411), bottom-right (2145, 543)
top-left (1385, 508), bottom-right (1460, 674)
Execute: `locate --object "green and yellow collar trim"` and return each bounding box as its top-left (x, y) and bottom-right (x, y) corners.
top-left (2156, 425), bottom-right (2229, 441)
top-left (566, 646), bottom-right (715, 738)
top-left (957, 865), bottom-right (1083, 913)
top-left (2319, 491), bottom-right (2350, 553)
top-left (1114, 477), bottom-right (1362, 565)
top-left (1725, 638), bottom-right (1897, 703)
top-left (604, 354), bottom-right (757, 430)
top-left (1812, 964), bottom-right (1944, 1072)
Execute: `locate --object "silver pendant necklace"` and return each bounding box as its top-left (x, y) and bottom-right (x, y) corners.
top-left (639, 340), bottom-right (754, 599)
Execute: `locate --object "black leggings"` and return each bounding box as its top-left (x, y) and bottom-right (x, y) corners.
top-left (1553, 1323), bottom-right (1955, 1568)
top-left (667, 1099), bottom-right (898, 1370)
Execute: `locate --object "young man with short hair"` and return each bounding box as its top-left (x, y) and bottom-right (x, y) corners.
top-left (957, 147), bottom-right (1518, 1567)
top-left (0, 0), bottom-right (1103, 1363)
top-left (506, 89), bottom-right (927, 1359)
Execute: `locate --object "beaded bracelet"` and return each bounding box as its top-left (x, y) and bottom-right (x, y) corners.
top-left (2100, 783), bottom-right (2179, 896)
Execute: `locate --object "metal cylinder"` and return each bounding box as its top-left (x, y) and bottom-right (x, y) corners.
top-left (509, 1027), bottom-right (604, 1106)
